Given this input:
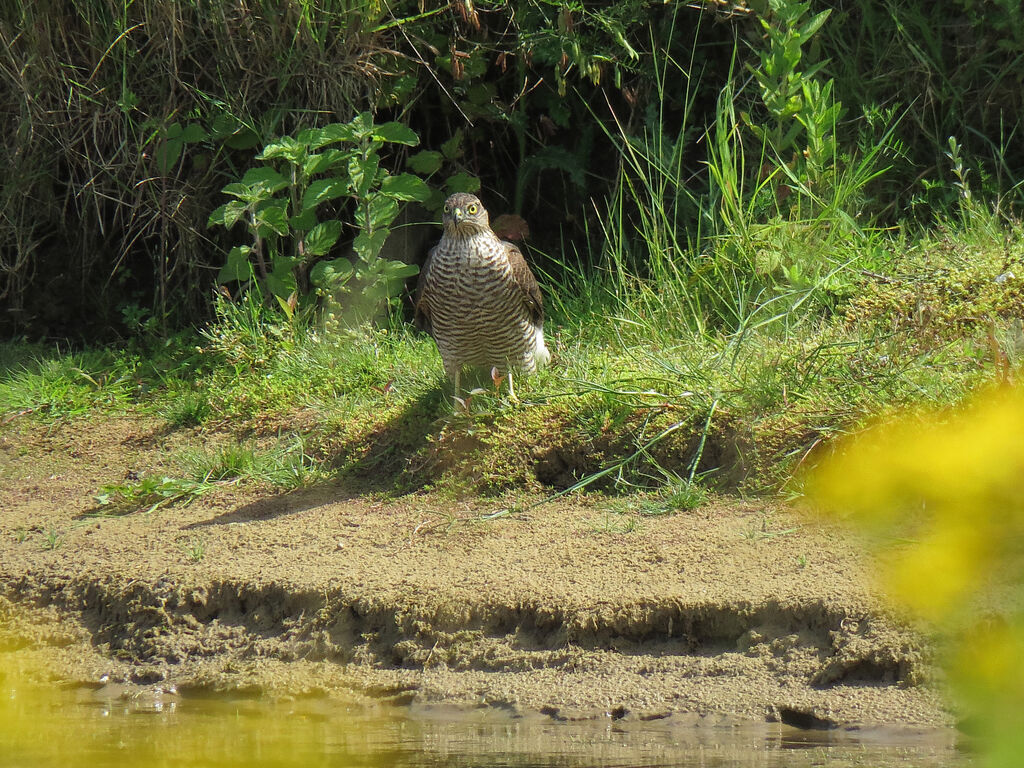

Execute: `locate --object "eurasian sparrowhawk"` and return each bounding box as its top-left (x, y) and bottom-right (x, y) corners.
top-left (414, 193), bottom-right (551, 402)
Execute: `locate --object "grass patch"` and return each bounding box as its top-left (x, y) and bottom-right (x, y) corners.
top-left (175, 438), bottom-right (325, 489)
top-left (158, 385), bottom-right (212, 428)
top-left (7, 212), bottom-right (1022, 509)
top-left (0, 345), bottom-right (139, 419)
top-left (177, 536), bottom-right (207, 564)
top-left (40, 529), bottom-right (64, 551)
top-left (93, 436), bottom-right (327, 515)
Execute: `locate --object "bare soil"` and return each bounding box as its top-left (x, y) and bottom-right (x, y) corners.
top-left (0, 414), bottom-right (952, 734)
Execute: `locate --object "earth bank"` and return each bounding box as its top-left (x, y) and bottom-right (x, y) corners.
top-left (0, 414), bottom-right (951, 732)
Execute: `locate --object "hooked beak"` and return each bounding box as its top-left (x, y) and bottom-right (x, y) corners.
top-left (451, 207), bottom-right (465, 224)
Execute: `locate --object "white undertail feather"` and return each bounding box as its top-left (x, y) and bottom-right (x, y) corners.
top-left (533, 325), bottom-right (551, 369)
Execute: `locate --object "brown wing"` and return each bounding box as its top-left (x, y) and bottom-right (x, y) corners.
top-left (504, 240), bottom-right (544, 325)
top-left (413, 245), bottom-right (438, 334)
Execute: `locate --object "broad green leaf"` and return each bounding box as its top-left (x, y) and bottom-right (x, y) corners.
top-left (304, 149), bottom-right (350, 177)
top-left (353, 229), bottom-right (389, 263)
top-left (254, 202), bottom-right (289, 237)
top-left (220, 182), bottom-right (254, 201)
top-left (304, 220), bottom-right (343, 256)
top-left (382, 173), bottom-right (431, 202)
top-left (210, 114), bottom-right (241, 138)
top-left (800, 9), bottom-right (831, 39)
top-left (380, 72), bottom-right (417, 105)
top-left (181, 122), bottom-right (208, 143)
top-left (241, 166), bottom-right (288, 193)
top-left (440, 130), bottom-right (463, 160)
top-left (265, 271), bottom-right (297, 301)
top-left (465, 49), bottom-right (489, 78)
top-left (207, 203), bottom-right (228, 227)
top-left (225, 129), bottom-right (260, 150)
top-left (380, 260), bottom-right (419, 279)
top-left (296, 127), bottom-right (323, 147)
top-left (359, 258), bottom-right (385, 276)
top-left (275, 292), bottom-right (297, 320)
top-left (315, 123), bottom-right (357, 147)
top-left (207, 200), bottom-right (248, 228)
top-left (224, 200), bottom-right (248, 228)
top-left (424, 188), bottom-right (446, 211)
top-left (370, 121), bottom-right (419, 145)
top-left (407, 150), bottom-right (443, 175)
top-left (165, 122), bottom-right (183, 140)
top-left (289, 209), bottom-right (318, 231)
top-left (303, 152), bottom-right (334, 178)
top-left (358, 278), bottom-right (386, 303)
top-left (346, 112), bottom-right (375, 142)
top-left (467, 83), bottom-right (495, 106)
top-left (522, 146), bottom-right (585, 188)
top-left (192, 152), bottom-right (211, 172)
top-left (309, 257), bottom-right (353, 287)
top-left (155, 138), bottom-right (183, 175)
top-left (217, 245), bottom-right (253, 283)
top-left (258, 136), bottom-right (306, 164)
top-left (444, 172), bottom-right (480, 194)
top-left (302, 178), bottom-right (349, 210)
top-left (360, 278), bottom-right (389, 303)
top-left (366, 193), bottom-right (400, 231)
top-left (349, 154), bottom-right (380, 199)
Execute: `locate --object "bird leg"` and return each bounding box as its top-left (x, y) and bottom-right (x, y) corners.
top-left (452, 368), bottom-right (469, 412)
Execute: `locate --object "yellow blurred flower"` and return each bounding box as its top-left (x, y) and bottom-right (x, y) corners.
top-left (811, 386), bottom-right (1024, 622)
top-left (809, 385), bottom-right (1024, 767)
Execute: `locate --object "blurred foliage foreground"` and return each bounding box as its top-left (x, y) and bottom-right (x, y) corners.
top-left (811, 385), bottom-right (1024, 767)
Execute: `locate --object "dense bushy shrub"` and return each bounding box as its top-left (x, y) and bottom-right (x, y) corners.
top-left (2, 0), bottom-right (1023, 339)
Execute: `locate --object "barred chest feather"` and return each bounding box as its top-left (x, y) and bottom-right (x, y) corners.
top-left (426, 231), bottom-right (544, 372)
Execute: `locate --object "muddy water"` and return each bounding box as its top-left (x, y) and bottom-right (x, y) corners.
top-left (1, 673), bottom-right (970, 768)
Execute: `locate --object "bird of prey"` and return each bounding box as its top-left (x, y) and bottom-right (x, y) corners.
top-left (414, 193), bottom-right (551, 403)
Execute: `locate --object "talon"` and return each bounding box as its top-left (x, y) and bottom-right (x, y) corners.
top-left (490, 366), bottom-right (506, 391)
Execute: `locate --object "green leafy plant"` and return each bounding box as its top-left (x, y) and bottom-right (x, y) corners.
top-left (406, 128), bottom-right (483, 210)
top-left (0, 351), bottom-right (137, 419)
top-left (744, 0), bottom-right (843, 187)
top-left (94, 476), bottom-right (212, 515)
top-left (208, 111), bottom-right (430, 313)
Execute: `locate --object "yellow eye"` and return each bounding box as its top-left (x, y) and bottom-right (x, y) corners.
top-left (443, 204), bottom-right (451, 214)
top-left (467, 203), bottom-right (478, 215)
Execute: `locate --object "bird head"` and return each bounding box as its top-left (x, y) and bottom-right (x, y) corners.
top-left (441, 193), bottom-right (490, 235)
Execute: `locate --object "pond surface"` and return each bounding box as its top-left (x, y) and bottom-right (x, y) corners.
top-left (0, 674), bottom-right (970, 768)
